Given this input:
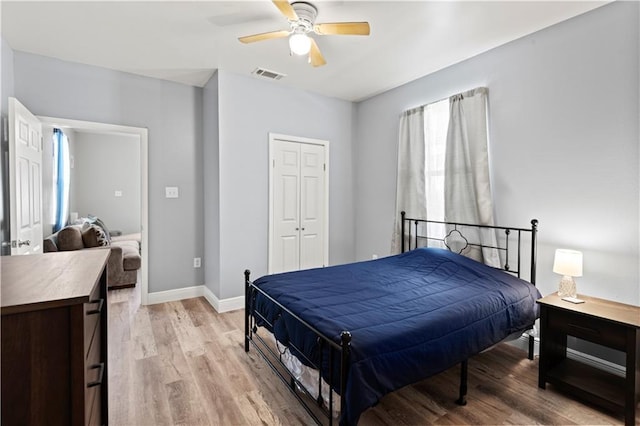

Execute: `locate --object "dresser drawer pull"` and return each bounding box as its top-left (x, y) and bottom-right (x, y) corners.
top-left (87, 299), bottom-right (104, 315)
top-left (87, 363), bottom-right (105, 388)
top-left (567, 323), bottom-right (600, 336)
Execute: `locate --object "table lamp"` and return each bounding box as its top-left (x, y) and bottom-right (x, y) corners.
top-left (553, 249), bottom-right (583, 299)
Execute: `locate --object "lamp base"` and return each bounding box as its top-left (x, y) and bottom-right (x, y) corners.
top-left (558, 275), bottom-right (577, 298)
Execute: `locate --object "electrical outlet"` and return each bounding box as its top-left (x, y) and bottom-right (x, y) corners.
top-left (193, 257), bottom-right (201, 268)
top-left (165, 186), bottom-right (179, 198)
top-left (114, 190), bottom-right (123, 197)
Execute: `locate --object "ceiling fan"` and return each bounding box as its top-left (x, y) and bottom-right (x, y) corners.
top-left (238, 0), bottom-right (370, 67)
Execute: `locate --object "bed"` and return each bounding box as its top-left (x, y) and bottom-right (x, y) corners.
top-left (244, 212), bottom-right (541, 425)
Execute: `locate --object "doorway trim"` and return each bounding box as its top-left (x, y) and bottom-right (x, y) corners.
top-left (268, 133), bottom-right (329, 274)
top-left (38, 116), bottom-right (149, 305)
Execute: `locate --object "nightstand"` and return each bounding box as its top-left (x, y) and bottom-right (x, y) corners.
top-left (537, 293), bottom-right (640, 426)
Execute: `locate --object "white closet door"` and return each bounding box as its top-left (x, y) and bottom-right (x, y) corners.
top-left (299, 143), bottom-right (325, 270)
top-left (269, 135), bottom-right (328, 274)
top-left (272, 140), bottom-right (301, 273)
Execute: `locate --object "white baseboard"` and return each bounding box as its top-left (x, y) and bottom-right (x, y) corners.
top-left (146, 285), bottom-right (204, 305)
top-left (513, 335), bottom-right (625, 377)
top-left (509, 333), bottom-right (540, 357)
top-left (147, 284), bottom-right (244, 314)
top-left (202, 286), bottom-right (244, 313)
top-left (566, 347), bottom-right (625, 377)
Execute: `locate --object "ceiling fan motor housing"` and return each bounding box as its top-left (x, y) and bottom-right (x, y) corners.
top-left (291, 2), bottom-right (318, 29)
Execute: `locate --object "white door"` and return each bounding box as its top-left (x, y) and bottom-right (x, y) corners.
top-left (8, 98), bottom-right (43, 255)
top-left (269, 134), bottom-right (328, 274)
top-left (299, 143), bottom-right (325, 270)
top-left (272, 139), bottom-right (301, 273)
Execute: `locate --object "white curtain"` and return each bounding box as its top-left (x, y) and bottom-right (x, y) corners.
top-left (444, 88), bottom-right (500, 267)
top-left (391, 107), bottom-right (426, 253)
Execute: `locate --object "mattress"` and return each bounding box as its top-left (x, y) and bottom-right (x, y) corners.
top-left (253, 247), bottom-right (541, 424)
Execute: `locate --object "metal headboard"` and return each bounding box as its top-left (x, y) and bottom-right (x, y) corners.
top-left (400, 211), bottom-right (538, 285)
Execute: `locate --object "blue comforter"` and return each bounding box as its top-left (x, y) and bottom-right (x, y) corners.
top-left (253, 247), bottom-right (541, 425)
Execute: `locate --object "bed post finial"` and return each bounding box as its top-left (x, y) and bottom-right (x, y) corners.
top-left (244, 269), bottom-right (251, 352)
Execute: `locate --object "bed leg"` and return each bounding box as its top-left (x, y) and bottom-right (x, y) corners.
top-left (340, 331), bottom-right (352, 420)
top-left (244, 269), bottom-right (251, 353)
top-left (528, 334), bottom-right (534, 360)
top-left (456, 360), bottom-right (468, 406)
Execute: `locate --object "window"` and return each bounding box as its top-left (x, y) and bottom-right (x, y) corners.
top-left (393, 87), bottom-right (496, 264)
top-left (423, 98), bottom-right (449, 223)
top-left (52, 129), bottom-right (70, 232)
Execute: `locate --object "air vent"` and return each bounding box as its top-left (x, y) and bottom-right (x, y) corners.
top-left (252, 67), bottom-right (286, 80)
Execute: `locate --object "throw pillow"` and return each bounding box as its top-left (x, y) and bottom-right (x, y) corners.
top-left (82, 225), bottom-right (99, 248)
top-left (88, 215), bottom-right (111, 243)
top-left (57, 226), bottom-right (84, 251)
top-left (89, 224), bottom-right (109, 247)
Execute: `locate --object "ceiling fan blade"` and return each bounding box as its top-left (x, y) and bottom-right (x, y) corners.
top-left (309, 38), bottom-right (326, 67)
top-left (272, 0), bottom-right (299, 21)
top-left (238, 30), bottom-right (290, 44)
top-left (314, 22), bottom-right (370, 36)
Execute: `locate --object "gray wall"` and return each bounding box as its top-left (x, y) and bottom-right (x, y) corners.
top-left (203, 71), bottom-right (220, 297)
top-left (213, 70), bottom-right (356, 299)
top-left (1, 38), bottom-right (13, 115)
top-left (73, 132), bottom-right (141, 235)
top-left (354, 1), bottom-right (639, 306)
top-left (1, 37), bottom-right (14, 254)
top-left (12, 52), bottom-right (205, 293)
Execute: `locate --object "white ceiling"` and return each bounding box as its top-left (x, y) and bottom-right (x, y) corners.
top-left (1, 1), bottom-right (607, 102)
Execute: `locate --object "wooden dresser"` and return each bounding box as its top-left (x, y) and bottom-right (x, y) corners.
top-left (1, 250), bottom-right (110, 426)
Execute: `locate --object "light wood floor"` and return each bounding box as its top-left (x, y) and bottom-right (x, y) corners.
top-left (108, 286), bottom-right (629, 425)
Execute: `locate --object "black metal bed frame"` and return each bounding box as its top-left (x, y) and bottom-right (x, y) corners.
top-left (244, 212), bottom-right (539, 425)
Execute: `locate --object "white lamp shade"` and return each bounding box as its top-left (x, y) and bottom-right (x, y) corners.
top-left (553, 249), bottom-right (583, 277)
top-left (289, 33), bottom-right (311, 55)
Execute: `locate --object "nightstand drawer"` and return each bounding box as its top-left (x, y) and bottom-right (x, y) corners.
top-left (547, 308), bottom-right (626, 351)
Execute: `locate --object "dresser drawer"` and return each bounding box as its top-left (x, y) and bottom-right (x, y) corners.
top-left (87, 387), bottom-right (102, 426)
top-left (547, 308), bottom-right (627, 350)
top-left (83, 283), bottom-right (103, 356)
top-left (85, 325), bottom-right (104, 425)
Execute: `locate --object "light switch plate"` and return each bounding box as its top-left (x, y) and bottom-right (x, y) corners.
top-left (165, 186), bottom-right (179, 198)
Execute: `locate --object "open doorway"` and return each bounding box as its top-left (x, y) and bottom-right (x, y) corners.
top-left (38, 115), bottom-right (149, 305)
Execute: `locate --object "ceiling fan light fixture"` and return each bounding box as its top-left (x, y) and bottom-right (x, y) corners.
top-left (238, 1), bottom-right (370, 67)
top-left (289, 32), bottom-right (311, 55)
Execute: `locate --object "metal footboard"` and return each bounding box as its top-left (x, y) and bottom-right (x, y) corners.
top-left (245, 270), bottom-right (350, 425)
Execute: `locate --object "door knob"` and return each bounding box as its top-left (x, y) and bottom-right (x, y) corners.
top-left (18, 240), bottom-right (31, 247)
